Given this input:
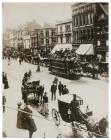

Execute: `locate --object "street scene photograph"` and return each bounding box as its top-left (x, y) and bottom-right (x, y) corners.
top-left (2, 2), bottom-right (109, 138)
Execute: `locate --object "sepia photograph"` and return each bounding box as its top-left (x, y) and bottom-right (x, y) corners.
top-left (2, 2), bottom-right (109, 138)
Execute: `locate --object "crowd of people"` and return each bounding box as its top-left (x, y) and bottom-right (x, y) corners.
top-left (51, 78), bottom-right (69, 100)
top-left (21, 72), bottom-right (70, 117)
top-left (50, 49), bottom-right (77, 61)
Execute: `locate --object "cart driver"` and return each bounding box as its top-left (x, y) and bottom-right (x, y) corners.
top-left (70, 94), bottom-right (92, 126)
top-left (70, 94), bottom-right (80, 122)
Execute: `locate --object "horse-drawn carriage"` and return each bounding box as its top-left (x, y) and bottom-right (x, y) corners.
top-left (52, 94), bottom-right (108, 138)
top-left (22, 80), bottom-right (41, 106)
top-left (49, 58), bottom-right (82, 80)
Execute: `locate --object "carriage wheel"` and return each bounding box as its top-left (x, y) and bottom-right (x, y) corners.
top-left (52, 108), bottom-right (60, 126)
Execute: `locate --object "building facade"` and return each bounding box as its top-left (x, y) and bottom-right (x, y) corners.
top-left (56, 19), bottom-right (72, 44)
top-left (71, 3), bottom-right (108, 61)
top-left (23, 34), bottom-right (31, 49)
top-left (16, 29), bottom-right (27, 52)
top-left (30, 29), bottom-right (41, 55)
top-left (9, 32), bottom-right (17, 49)
top-left (40, 24), bottom-right (56, 51)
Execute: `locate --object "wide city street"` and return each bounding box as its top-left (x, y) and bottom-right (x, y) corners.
top-left (3, 59), bottom-right (108, 138)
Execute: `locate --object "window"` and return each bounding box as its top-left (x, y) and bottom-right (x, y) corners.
top-left (46, 39), bottom-right (49, 45)
top-left (60, 36), bottom-right (63, 43)
top-left (41, 31), bottom-right (44, 37)
top-left (76, 16), bottom-right (78, 26)
top-left (46, 30), bottom-right (49, 37)
top-left (90, 13), bottom-right (93, 24)
top-left (73, 18), bottom-right (75, 26)
top-left (41, 38), bottom-right (44, 44)
top-left (85, 14), bottom-right (88, 25)
top-left (75, 17), bottom-right (77, 26)
top-left (88, 13), bottom-right (90, 24)
top-left (66, 36), bottom-right (71, 43)
top-left (60, 26), bottom-right (62, 33)
top-left (106, 40), bottom-right (108, 46)
top-left (65, 25), bottom-right (71, 32)
top-left (97, 40), bottom-right (100, 46)
top-left (51, 30), bottom-right (55, 36)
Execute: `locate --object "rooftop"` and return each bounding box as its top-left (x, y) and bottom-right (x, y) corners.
top-left (56, 18), bottom-right (72, 25)
top-left (43, 23), bottom-right (56, 29)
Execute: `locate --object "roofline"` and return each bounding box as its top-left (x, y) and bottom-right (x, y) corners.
top-left (40, 27), bottom-right (56, 30)
top-left (56, 20), bottom-right (72, 26)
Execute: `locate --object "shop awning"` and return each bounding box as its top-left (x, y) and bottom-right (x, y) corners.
top-left (51, 44), bottom-right (72, 54)
top-left (76, 44), bottom-right (94, 55)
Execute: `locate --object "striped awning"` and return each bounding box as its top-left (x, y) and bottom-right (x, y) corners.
top-left (76, 44), bottom-right (94, 55)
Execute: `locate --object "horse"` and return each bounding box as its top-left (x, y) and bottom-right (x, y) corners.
top-left (85, 117), bottom-right (108, 138)
top-left (71, 113), bottom-right (108, 138)
top-left (93, 117), bottom-right (108, 138)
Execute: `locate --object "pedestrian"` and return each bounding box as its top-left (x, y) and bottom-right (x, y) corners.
top-left (38, 85), bottom-right (44, 101)
top-left (53, 76), bottom-right (58, 86)
top-left (2, 94), bottom-right (6, 113)
top-left (4, 74), bottom-right (9, 89)
top-left (70, 94), bottom-right (80, 121)
top-left (58, 81), bottom-right (63, 96)
top-left (19, 58), bottom-right (22, 65)
top-left (40, 92), bottom-right (49, 115)
top-left (2, 72), bottom-right (5, 84)
top-left (22, 87), bottom-right (28, 104)
top-left (51, 82), bottom-right (57, 100)
top-left (23, 104), bottom-right (37, 138)
top-left (62, 85), bottom-right (69, 95)
top-left (16, 102), bottom-right (23, 129)
top-left (36, 64), bottom-right (40, 72)
top-left (28, 70), bottom-right (32, 79)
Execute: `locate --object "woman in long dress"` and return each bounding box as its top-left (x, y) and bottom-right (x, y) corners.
top-left (39, 92), bottom-right (49, 116)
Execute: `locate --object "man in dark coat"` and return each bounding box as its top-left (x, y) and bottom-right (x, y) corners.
top-left (38, 85), bottom-right (44, 101)
top-left (58, 81), bottom-right (63, 96)
top-left (70, 94), bottom-right (80, 122)
top-left (23, 104), bottom-right (37, 138)
top-left (2, 72), bottom-right (5, 84)
top-left (4, 74), bottom-right (9, 89)
top-left (22, 88), bottom-right (28, 104)
top-left (42, 92), bottom-right (49, 115)
top-left (51, 82), bottom-right (57, 100)
top-left (62, 85), bottom-right (69, 95)
top-left (16, 102), bottom-right (23, 129)
top-left (70, 94), bottom-right (89, 124)
top-left (53, 76), bottom-right (58, 86)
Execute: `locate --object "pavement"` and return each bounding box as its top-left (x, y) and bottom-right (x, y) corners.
top-left (2, 59), bottom-right (108, 138)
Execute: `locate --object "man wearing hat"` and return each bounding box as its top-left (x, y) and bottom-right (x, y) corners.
top-left (70, 94), bottom-right (80, 122)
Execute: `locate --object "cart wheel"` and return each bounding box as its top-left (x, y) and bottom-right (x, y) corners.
top-left (52, 108), bottom-right (60, 126)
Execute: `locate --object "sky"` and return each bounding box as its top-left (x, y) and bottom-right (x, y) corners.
top-left (2, 3), bottom-right (72, 31)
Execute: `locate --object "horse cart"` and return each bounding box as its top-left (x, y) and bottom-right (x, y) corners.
top-left (49, 59), bottom-right (82, 80)
top-left (22, 80), bottom-right (40, 106)
top-left (52, 94), bottom-right (108, 138)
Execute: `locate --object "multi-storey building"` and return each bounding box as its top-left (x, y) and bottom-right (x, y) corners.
top-left (56, 19), bottom-right (72, 44)
top-left (71, 3), bottom-right (108, 61)
top-left (40, 24), bottom-right (56, 51)
top-left (3, 28), bottom-right (12, 48)
top-left (23, 34), bottom-right (31, 49)
top-left (3, 33), bottom-right (10, 48)
top-left (16, 29), bottom-right (27, 52)
top-left (30, 29), bottom-right (41, 55)
top-left (9, 32), bottom-right (17, 49)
